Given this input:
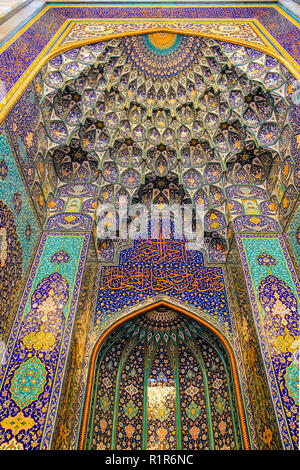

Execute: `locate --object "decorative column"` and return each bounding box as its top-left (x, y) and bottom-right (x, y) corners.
top-left (233, 217), bottom-right (299, 450)
top-left (0, 229), bottom-right (91, 450)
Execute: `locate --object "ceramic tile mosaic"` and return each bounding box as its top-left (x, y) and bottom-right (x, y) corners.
top-left (236, 234), bottom-right (300, 450)
top-left (0, 232), bottom-right (90, 450)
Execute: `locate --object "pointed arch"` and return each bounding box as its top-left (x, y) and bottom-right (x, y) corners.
top-left (78, 299), bottom-right (251, 450)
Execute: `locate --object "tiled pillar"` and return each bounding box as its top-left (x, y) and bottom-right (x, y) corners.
top-left (235, 232), bottom-right (299, 450)
top-left (0, 231), bottom-right (91, 450)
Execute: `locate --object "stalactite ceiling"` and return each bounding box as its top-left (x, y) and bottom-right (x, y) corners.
top-left (30, 32), bottom-right (298, 262)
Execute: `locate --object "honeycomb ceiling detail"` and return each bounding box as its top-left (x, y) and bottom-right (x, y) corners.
top-left (33, 33), bottom-right (297, 263)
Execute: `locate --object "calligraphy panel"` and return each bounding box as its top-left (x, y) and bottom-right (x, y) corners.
top-left (95, 236), bottom-right (231, 334)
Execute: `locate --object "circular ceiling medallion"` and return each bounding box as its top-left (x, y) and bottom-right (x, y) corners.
top-left (123, 33), bottom-right (203, 78)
